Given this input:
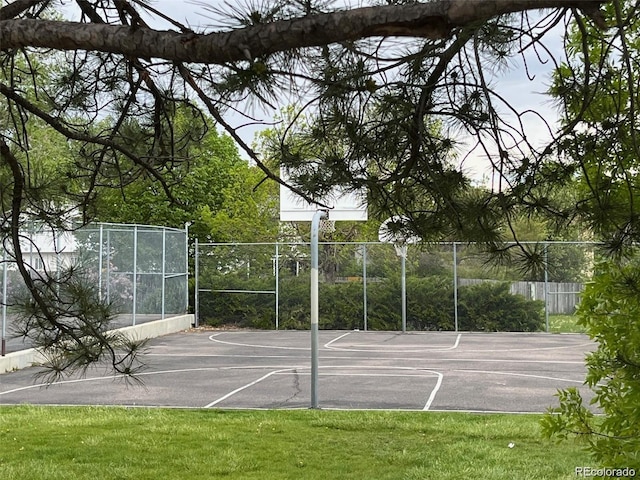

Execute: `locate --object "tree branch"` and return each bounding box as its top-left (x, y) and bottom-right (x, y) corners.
top-left (0, 0), bottom-right (47, 21)
top-left (0, 1), bottom-right (605, 64)
top-left (0, 82), bottom-right (175, 201)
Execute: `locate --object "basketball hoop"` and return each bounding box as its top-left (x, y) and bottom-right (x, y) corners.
top-left (378, 216), bottom-right (422, 257)
top-left (319, 218), bottom-right (336, 236)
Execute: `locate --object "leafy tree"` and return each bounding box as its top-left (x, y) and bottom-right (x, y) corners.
top-left (0, 0), bottom-right (622, 383)
top-left (94, 108), bottom-right (278, 242)
top-left (549, 0), bottom-right (640, 251)
top-left (542, 256), bottom-right (640, 472)
top-left (541, 0), bottom-right (640, 468)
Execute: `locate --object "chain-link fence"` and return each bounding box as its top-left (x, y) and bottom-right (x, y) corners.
top-left (195, 241), bottom-right (598, 332)
top-left (2, 222), bottom-right (189, 354)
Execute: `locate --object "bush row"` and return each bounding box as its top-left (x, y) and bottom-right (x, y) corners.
top-left (198, 275), bottom-right (544, 332)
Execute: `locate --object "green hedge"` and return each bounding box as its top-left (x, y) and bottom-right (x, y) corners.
top-left (198, 275), bottom-right (544, 332)
top-left (457, 282), bottom-right (544, 331)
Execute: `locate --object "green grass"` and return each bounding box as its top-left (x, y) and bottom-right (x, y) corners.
top-left (548, 314), bottom-right (586, 334)
top-left (0, 406), bottom-right (589, 479)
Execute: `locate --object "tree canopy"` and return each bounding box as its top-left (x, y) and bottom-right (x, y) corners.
top-left (93, 107), bottom-right (278, 243)
top-left (1, 0), bottom-right (616, 249)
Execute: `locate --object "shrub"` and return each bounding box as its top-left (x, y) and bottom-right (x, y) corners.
top-left (197, 274), bottom-right (544, 332)
top-left (542, 258), bottom-right (640, 472)
top-left (457, 282), bottom-right (544, 331)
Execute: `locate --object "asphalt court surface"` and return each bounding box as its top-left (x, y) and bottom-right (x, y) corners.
top-left (0, 330), bottom-right (595, 412)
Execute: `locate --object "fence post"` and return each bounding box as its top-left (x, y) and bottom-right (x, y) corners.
top-left (132, 225), bottom-right (138, 326)
top-left (185, 223), bottom-right (190, 316)
top-left (363, 244), bottom-right (368, 331)
top-left (453, 242), bottom-right (459, 332)
top-left (544, 242), bottom-right (549, 332)
top-left (161, 228), bottom-right (166, 320)
top-left (194, 238), bottom-right (199, 328)
top-left (399, 244), bottom-right (407, 333)
top-left (98, 224), bottom-right (103, 301)
top-left (106, 229), bottom-right (111, 305)
top-left (275, 242), bottom-right (279, 330)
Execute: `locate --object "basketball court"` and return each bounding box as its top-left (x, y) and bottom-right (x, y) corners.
top-left (0, 329), bottom-right (594, 412)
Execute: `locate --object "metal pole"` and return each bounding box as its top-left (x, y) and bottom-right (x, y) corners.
top-left (106, 229), bottom-right (111, 304)
top-left (98, 224), bottom-right (103, 301)
top-left (362, 244), bottom-right (368, 331)
top-left (311, 210), bottom-right (326, 409)
top-left (544, 242), bottom-right (549, 332)
top-left (275, 243), bottom-right (279, 330)
top-left (185, 222), bottom-right (190, 315)
top-left (194, 238), bottom-right (199, 328)
top-left (161, 228), bottom-right (166, 319)
top-left (401, 245), bottom-right (407, 333)
top-left (453, 242), bottom-right (459, 332)
top-left (2, 247), bottom-right (7, 356)
top-left (132, 225), bottom-right (138, 326)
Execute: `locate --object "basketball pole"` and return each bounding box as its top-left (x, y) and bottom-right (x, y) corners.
top-left (310, 209), bottom-right (326, 409)
top-left (2, 247), bottom-right (7, 356)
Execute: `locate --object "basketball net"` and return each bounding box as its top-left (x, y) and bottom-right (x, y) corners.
top-left (394, 243), bottom-right (408, 258)
top-left (319, 218), bottom-right (336, 235)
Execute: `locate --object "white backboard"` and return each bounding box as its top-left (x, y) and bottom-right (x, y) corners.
top-left (279, 168), bottom-right (368, 222)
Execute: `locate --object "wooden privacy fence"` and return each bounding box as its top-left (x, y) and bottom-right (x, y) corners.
top-left (458, 279), bottom-right (583, 315)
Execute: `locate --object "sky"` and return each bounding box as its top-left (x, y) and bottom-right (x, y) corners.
top-left (180, 1), bottom-right (566, 185)
top-left (59, 0), bottom-right (567, 185)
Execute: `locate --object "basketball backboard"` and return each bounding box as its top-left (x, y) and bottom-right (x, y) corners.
top-left (279, 167), bottom-right (368, 222)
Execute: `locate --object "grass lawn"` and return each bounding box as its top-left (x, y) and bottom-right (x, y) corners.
top-left (0, 406), bottom-right (589, 479)
top-left (547, 315), bottom-right (586, 334)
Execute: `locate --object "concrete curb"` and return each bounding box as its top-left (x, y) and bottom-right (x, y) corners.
top-left (0, 314), bottom-right (194, 374)
top-left (114, 314), bottom-right (194, 342)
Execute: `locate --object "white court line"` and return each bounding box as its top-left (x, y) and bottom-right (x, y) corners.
top-left (207, 331), bottom-right (588, 354)
top-left (204, 368), bottom-right (294, 408)
top-left (298, 366), bottom-right (444, 411)
top-left (293, 372), bottom-right (434, 378)
top-left (464, 342), bottom-right (596, 353)
top-left (5, 365), bottom-right (588, 411)
top-left (458, 341), bottom-right (594, 353)
top-left (145, 352), bottom-right (586, 365)
top-left (0, 365), bottom-right (313, 396)
top-left (324, 332), bottom-right (351, 349)
top-left (0, 376), bottom-right (123, 396)
top-left (453, 369), bottom-right (585, 384)
top-left (209, 331), bottom-right (462, 353)
top-left (203, 365), bottom-right (444, 410)
top-left (208, 334), bottom-right (308, 351)
top-left (324, 333), bottom-right (462, 353)
top-left (424, 372), bottom-right (443, 411)
top-left (291, 368), bottom-right (443, 411)
top-left (0, 366), bottom-right (232, 396)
